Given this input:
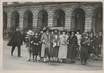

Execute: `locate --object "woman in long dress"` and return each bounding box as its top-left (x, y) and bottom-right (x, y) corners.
top-left (58, 31), bottom-right (68, 63)
top-left (41, 29), bottom-right (51, 62)
top-left (52, 29), bottom-right (60, 62)
top-left (75, 31), bottom-right (82, 59)
top-left (25, 30), bottom-right (34, 61)
top-left (50, 30), bottom-right (54, 61)
top-left (41, 30), bottom-right (47, 61)
top-left (31, 33), bottom-right (40, 62)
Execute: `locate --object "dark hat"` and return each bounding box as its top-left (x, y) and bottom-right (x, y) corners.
top-left (62, 29), bottom-right (67, 34)
top-left (63, 29), bottom-right (66, 32)
top-left (50, 29), bottom-right (54, 32)
top-left (70, 31), bottom-right (76, 35)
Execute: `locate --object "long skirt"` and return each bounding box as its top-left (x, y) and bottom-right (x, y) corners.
top-left (58, 45), bottom-right (67, 59)
top-left (45, 47), bottom-right (50, 57)
top-left (68, 44), bottom-right (77, 60)
top-left (50, 43), bottom-right (54, 57)
top-left (41, 43), bottom-right (50, 58)
top-left (32, 45), bottom-right (39, 56)
top-left (53, 46), bottom-right (59, 57)
top-left (38, 44), bottom-right (42, 57)
top-left (41, 44), bottom-right (46, 57)
top-left (80, 45), bottom-right (90, 62)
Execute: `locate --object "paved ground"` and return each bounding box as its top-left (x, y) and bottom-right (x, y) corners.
top-left (3, 40), bottom-right (103, 71)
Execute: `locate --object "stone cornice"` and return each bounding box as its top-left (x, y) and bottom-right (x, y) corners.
top-left (3, 2), bottom-right (102, 8)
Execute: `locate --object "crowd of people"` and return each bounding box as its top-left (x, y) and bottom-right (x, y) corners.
top-left (7, 27), bottom-right (103, 65)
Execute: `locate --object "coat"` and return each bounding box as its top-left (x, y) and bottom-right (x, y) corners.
top-left (41, 33), bottom-right (51, 57)
top-left (7, 31), bottom-right (23, 46)
top-left (80, 37), bottom-right (90, 60)
top-left (58, 34), bottom-right (68, 59)
top-left (52, 34), bottom-right (60, 57)
top-left (67, 35), bottom-right (78, 59)
top-left (31, 36), bottom-right (41, 55)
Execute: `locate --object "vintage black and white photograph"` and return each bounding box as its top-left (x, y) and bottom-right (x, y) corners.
top-left (3, 1), bottom-right (103, 71)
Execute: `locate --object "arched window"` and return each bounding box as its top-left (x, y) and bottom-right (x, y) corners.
top-left (53, 9), bottom-right (65, 27)
top-left (37, 10), bottom-right (48, 29)
top-left (93, 7), bottom-right (102, 33)
top-left (71, 8), bottom-right (85, 33)
top-left (23, 10), bottom-right (33, 30)
top-left (11, 11), bottom-right (19, 31)
top-left (3, 11), bottom-right (7, 32)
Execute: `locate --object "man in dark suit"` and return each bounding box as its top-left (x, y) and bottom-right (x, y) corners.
top-left (8, 27), bottom-right (23, 57)
top-left (68, 31), bottom-right (78, 63)
top-left (80, 34), bottom-right (90, 65)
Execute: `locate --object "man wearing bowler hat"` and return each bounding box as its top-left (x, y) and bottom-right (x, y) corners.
top-left (8, 27), bottom-right (23, 57)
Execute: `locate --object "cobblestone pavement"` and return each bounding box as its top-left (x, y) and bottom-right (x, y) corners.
top-left (3, 40), bottom-right (103, 71)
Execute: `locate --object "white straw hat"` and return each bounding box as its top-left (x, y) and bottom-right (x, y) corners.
top-left (27, 30), bottom-right (34, 35)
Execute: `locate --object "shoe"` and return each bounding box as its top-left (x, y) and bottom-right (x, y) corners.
top-left (11, 53), bottom-right (13, 56)
top-left (33, 60), bottom-right (35, 62)
top-left (18, 56), bottom-right (21, 57)
top-left (70, 61), bottom-right (75, 63)
top-left (11, 54), bottom-right (13, 56)
top-left (28, 59), bottom-right (31, 61)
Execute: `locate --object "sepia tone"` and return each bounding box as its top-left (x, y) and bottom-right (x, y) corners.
top-left (3, 2), bottom-right (103, 70)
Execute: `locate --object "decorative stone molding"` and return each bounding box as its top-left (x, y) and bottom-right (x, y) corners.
top-left (4, 2), bottom-right (102, 33)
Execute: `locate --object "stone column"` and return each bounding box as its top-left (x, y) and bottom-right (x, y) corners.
top-left (19, 10), bottom-right (24, 31)
top-left (48, 9), bottom-right (54, 27)
top-left (32, 9), bottom-right (38, 29)
top-left (84, 7), bottom-right (94, 32)
top-left (64, 8), bottom-right (72, 31)
top-left (7, 11), bottom-right (11, 32)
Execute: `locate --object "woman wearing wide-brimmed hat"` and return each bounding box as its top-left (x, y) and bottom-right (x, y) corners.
top-left (41, 28), bottom-right (51, 62)
top-left (25, 29), bottom-right (34, 61)
top-left (52, 29), bottom-right (60, 62)
top-left (58, 30), bottom-right (68, 63)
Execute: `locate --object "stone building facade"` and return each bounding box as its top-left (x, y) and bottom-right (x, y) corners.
top-left (3, 2), bottom-right (103, 33)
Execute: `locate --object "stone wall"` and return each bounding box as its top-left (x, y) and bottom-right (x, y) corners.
top-left (3, 2), bottom-right (101, 32)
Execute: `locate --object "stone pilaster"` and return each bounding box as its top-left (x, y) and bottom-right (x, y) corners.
top-left (32, 9), bottom-right (38, 28)
top-left (84, 7), bottom-right (94, 32)
top-left (19, 10), bottom-right (24, 30)
top-left (7, 11), bottom-right (11, 31)
top-left (47, 9), bottom-right (54, 27)
top-left (64, 8), bottom-right (72, 31)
